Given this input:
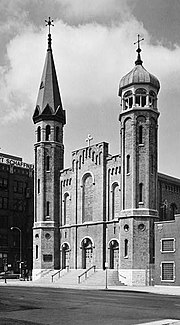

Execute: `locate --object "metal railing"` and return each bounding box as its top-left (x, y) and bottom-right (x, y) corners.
top-left (78, 265), bottom-right (96, 284)
top-left (52, 266), bottom-right (69, 283)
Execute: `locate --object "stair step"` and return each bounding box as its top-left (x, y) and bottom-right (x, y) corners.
top-left (34, 269), bottom-right (125, 287)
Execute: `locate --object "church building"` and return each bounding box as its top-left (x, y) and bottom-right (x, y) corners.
top-left (32, 20), bottom-right (180, 286)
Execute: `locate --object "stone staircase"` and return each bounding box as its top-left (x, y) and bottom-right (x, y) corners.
top-left (34, 268), bottom-right (125, 287)
top-left (79, 269), bottom-right (125, 287)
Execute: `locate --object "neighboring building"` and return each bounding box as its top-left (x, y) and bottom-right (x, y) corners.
top-left (32, 22), bottom-right (180, 286)
top-left (0, 153), bottom-right (34, 274)
top-left (155, 173), bottom-right (180, 286)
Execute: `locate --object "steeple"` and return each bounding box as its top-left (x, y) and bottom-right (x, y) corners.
top-left (33, 17), bottom-right (66, 125)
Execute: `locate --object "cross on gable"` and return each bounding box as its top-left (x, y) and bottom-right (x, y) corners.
top-left (86, 134), bottom-right (93, 147)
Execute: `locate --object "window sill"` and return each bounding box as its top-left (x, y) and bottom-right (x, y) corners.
top-left (139, 144), bottom-right (144, 147)
top-left (160, 250), bottom-right (175, 253)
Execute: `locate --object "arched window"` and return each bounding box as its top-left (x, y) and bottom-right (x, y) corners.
top-left (92, 152), bottom-right (95, 162)
top-left (38, 179), bottom-right (40, 194)
top-left (37, 126), bottom-right (41, 142)
top-left (79, 156), bottom-right (82, 169)
top-left (149, 90), bottom-right (156, 108)
top-left (126, 155), bottom-right (130, 174)
top-left (46, 201), bottom-right (50, 216)
top-left (64, 193), bottom-right (70, 225)
top-left (124, 239), bottom-right (128, 257)
top-left (139, 183), bottom-right (143, 202)
top-left (82, 174), bottom-right (93, 223)
top-left (112, 183), bottom-right (120, 219)
top-left (135, 88), bottom-right (147, 107)
top-left (99, 152), bottom-right (102, 165)
top-left (151, 154), bottom-right (153, 174)
top-left (56, 126), bottom-right (60, 142)
top-left (45, 125), bottom-right (51, 141)
top-left (123, 90), bottom-right (133, 110)
top-left (46, 156), bottom-right (50, 171)
top-left (36, 245), bottom-right (38, 259)
top-left (139, 125), bottom-right (143, 144)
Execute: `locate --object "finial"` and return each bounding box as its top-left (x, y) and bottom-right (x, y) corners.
top-left (86, 134), bottom-right (93, 147)
top-left (134, 34), bottom-right (144, 65)
top-left (45, 17), bottom-right (54, 50)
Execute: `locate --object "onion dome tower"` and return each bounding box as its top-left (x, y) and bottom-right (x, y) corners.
top-left (32, 18), bottom-right (66, 279)
top-left (118, 35), bottom-right (160, 286)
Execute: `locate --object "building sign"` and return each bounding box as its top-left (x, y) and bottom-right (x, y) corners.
top-left (0, 155), bottom-right (34, 170)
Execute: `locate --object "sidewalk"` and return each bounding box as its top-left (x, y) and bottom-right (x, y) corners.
top-left (1, 279), bottom-right (180, 296)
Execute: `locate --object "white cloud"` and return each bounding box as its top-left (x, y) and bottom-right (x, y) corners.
top-left (1, 17), bottom-right (180, 125)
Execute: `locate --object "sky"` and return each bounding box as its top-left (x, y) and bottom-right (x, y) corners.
top-left (0, 0), bottom-right (180, 178)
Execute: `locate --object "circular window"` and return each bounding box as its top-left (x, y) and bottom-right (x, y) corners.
top-left (138, 223), bottom-right (146, 231)
top-left (35, 234), bottom-right (39, 238)
top-left (124, 224), bottom-right (129, 232)
top-left (45, 233), bottom-right (51, 240)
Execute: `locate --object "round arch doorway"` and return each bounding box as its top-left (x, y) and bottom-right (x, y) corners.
top-left (109, 240), bottom-right (119, 269)
top-left (81, 238), bottom-right (93, 269)
top-left (61, 243), bottom-right (70, 269)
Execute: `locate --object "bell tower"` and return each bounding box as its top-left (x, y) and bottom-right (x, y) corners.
top-left (32, 18), bottom-right (66, 279)
top-left (118, 35), bottom-right (160, 285)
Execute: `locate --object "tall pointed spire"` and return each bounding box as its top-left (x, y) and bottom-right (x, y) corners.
top-left (134, 34), bottom-right (144, 66)
top-left (33, 17), bottom-right (66, 125)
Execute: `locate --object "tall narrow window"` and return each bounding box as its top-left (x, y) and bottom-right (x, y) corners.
top-left (45, 125), bottom-right (51, 141)
top-left (124, 239), bottom-right (128, 257)
top-left (139, 125), bottom-right (143, 144)
top-left (47, 201), bottom-right (50, 216)
top-left (36, 245), bottom-right (38, 259)
top-left (46, 156), bottom-right (50, 171)
top-left (127, 155), bottom-right (130, 174)
top-left (56, 126), bottom-right (59, 142)
top-left (38, 179), bottom-right (40, 194)
top-left (37, 126), bottom-right (41, 142)
top-left (139, 183), bottom-right (143, 202)
top-left (151, 154), bottom-right (153, 174)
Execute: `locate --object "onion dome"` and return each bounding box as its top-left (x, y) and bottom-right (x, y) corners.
top-left (118, 37), bottom-right (160, 96)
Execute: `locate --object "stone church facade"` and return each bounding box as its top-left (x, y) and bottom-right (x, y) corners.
top-left (32, 24), bottom-right (180, 286)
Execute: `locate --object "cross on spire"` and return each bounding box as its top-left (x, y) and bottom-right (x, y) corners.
top-left (45, 17), bottom-right (54, 50)
top-left (45, 17), bottom-right (54, 34)
top-left (134, 34), bottom-right (144, 66)
top-left (86, 134), bottom-right (93, 147)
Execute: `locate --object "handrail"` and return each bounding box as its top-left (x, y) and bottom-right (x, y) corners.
top-left (35, 269), bottom-right (52, 278)
top-left (52, 266), bottom-right (69, 283)
top-left (119, 273), bottom-right (126, 279)
top-left (78, 265), bottom-right (96, 284)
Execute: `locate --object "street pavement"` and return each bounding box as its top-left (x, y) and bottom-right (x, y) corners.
top-left (1, 278), bottom-right (180, 297)
top-left (1, 283), bottom-right (180, 325)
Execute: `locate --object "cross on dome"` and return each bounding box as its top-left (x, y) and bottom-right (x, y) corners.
top-left (134, 34), bottom-right (144, 65)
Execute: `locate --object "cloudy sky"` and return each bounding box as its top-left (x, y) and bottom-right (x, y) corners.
top-left (0, 0), bottom-right (180, 178)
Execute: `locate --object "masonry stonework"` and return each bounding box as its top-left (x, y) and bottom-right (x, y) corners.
top-left (32, 28), bottom-right (180, 286)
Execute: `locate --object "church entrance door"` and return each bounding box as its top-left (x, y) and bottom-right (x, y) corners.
top-left (62, 243), bottom-right (70, 269)
top-left (109, 240), bottom-right (119, 269)
top-left (82, 238), bottom-right (93, 269)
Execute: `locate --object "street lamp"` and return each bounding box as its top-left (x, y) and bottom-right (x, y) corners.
top-left (11, 227), bottom-right (22, 276)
